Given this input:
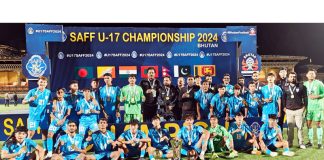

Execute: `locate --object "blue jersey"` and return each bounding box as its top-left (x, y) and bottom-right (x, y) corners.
top-left (88, 130), bottom-right (116, 154)
top-left (56, 134), bottom-right (84, 158)
top-left (76, 98), bottom-right (100, 122)
top-left (228, 95), bottom-right (245, 118)
top-left (148, 128), bottom-right (170, 151)
top-left (261, 85), bottom-right (282, 115)
top-left (244, 92), bottom-right (262, 118)
top-left (99, 85), bottom-right (120, 115)
top-left (65, 91), bottom-right (84, 123)
top-left (228, 122), bottom-right (252, 147)
top-left (91, 89), bottom-right (100, 106)
top-left (194, 90), bottom-right (214, 118)
top-left (225, 84), bottom-right (234, 97)
top-left (260, 122), bottom-right (281, 146)
top-left (52, 99), bottom-right (71, 121)
top-left (2, 138), bottom-right (37, 160)
top-left (210, 94), bottom-right (228, 118)
top-left (177, 125), bottom-right (203, 147)
top-left (24, 88), bottom-right (51, 120)
top-left (119, 129), bottom-right (147, 148)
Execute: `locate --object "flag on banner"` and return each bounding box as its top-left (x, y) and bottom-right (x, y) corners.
top-left (75, 67), bottom-right (93, 79)
top-left (194, 65), bottom-right (216, 77)
top-left (174, 65), bottom-right (191, 77)
top-left (119, 66), bottom-right (137, 78)
top-left (162, 66), bottom-right (170, 77)
top-left (97, 66), bottom-right (116, 78)
top-left (141, 66), bottom-right (158, 78)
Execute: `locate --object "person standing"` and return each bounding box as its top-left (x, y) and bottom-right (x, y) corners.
top-left (13, 92), bottom-right (18, 106)
top-left (157, 76), bottom-right (178, 121)
top-left (4, 92), bottom-right (10, 107)
top-left (140, 67), bottom-right (162, 122)
top-left (304, 69), bottom-right (324, 149)
top-left (179, 75), bottom-right (198, 118)
top-left (276, 68), bottom-right (288, 131)
top-left (282, 72), bottom-right (307, 149)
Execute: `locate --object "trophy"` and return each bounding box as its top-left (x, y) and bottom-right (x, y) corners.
top-left (171, 139), bottom-right (182, 160)
top-left (153, 150), bottom-right (163, 159)
top-left (188, 149), bottom-right (198, 160)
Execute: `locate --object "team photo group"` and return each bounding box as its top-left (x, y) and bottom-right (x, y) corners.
top-left (1, 66), bottom-right (324, 160)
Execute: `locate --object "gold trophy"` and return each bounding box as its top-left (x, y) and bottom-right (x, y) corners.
top-left (171, 139), bottom-right (182, 160)
top-left (153, 150), bottom-right (163, 159)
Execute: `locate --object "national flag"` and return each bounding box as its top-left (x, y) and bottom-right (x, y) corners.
top-left (119, 66), bottom-right (137, 78)
top-left (174, 65), bottom-right (191, 77)
top-left (97, 66), bottom-right (116, 78)
top-left (194, 65), bottom-right (216, 77)
top-left (75, 67), bottom-right (93, 79)
top-left (162, 66), bottom-right (170, 77)
top-left (140, 66), bottom-right (159, 78)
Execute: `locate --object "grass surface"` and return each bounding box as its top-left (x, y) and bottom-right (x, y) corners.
top-left (0, 103), bottom-right (29, 114)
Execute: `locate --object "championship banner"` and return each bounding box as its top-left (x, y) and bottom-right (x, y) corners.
top-left (239, 52), bottom-right (262, 76)
top-left (48, 27), bottom-right (243, 91)
top-left (22, 54), bottom-right (51, 79)
top-left (0, 113), bottom-right (262, 141)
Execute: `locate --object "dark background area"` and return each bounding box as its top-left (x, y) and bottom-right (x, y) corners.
top-left (1, 23), bottom-right (323, 66)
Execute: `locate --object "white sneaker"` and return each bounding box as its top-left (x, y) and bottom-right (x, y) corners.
top-left (300, 144), bottom-right (306, 149)
top-left (269, 152), bottom-right (278, 157)
top-left (199, 153), bottom-right (205, 160)
top-left (282, 151), bottom-right (295, 157)
top-left (45, 152), bottom-right (52, 159)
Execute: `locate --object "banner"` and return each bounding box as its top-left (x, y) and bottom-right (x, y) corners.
top-left (22, 54), bottom-right (51, 79)
top-left (48, 27), bottom-right (242, 91)
top-left (239, 52), bottom-right (262, 76)
top-left (0, 113), bottom-right (263, 141)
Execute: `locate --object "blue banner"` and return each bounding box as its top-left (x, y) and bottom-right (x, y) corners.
top-left (22, 54), bottom-right (51, 79)
top-left (0, 113), bottom-right (263, 141)
top-left (48, 27), bottom-right (245, 91)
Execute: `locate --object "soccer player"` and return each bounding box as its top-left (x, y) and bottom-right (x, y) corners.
top-left (22, 76), bottom-right (51, 151)
top-left (147, 115), bottom-right (173, 160)
top-left (176, 114), bottom-right (209, 160)
top-left (208, 115), bottom-right (237, 158)
top-left (157, 76), bottom-right (178, 121)
top-left (210, 84), bottom-right (229, 120)
top-left (228, 112), bottom-right (261, 154)
top-left (140, 67), bottom-right (162, 122)
top-left (244, 81), bottom-right (262, 118)
top-left (65, 80), bottom-right (84, 126)
top-left (76, 87), bottom-right (100, 136)
top-left (222, 73), bottom-right (234, 97)
top-left (194, 80), bottom-right (214, 120)
top-left (52, 120), bottom-right (86, 160)
top-left (259, 114), bottom-right (295, 157)
top-left (99, 73), bottom-right (121, 123)
top-left (120, 74), bottom-right (145, 123)
top-left (304, 68), bottom-right (324, 148)
top-left (227, 84), bottom-right (246, 121)
top-left (179, 75), bottom-right (199, 118)
top-left (261, 73), bottom-right (283, 122)
top-left (117, 119), bottom-right (150, 159)
top-left (85, 118), bottom-right (121, 160)
top-left (91, 78), bottom-right (101, 106)
top-left (46, 88), bottom-right (71, 158)
top-left (276, 68), bottom-right (288, 132)
top-left (1, 126), bottom-right (45, 160)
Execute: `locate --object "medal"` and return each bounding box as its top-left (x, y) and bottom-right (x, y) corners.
top-left (152, 89), bottom-right (156, 97)
top-left (131, 97), bottom-right (135, 103)
top-left (289, 84), bottom-right (296, 99)
top-left (291, 95), bottom-right (295, 99)
top-left (149, 79), bottom-right (156, 97)
top-left (107, 96), bottom-right (111, 101)
top-left (165, 87), bottom-right (170, 101)
top-left (166, 96), bottom-right (170, 100)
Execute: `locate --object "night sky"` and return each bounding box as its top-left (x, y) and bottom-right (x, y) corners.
top-left (1, 23), bottom-right (323, 66)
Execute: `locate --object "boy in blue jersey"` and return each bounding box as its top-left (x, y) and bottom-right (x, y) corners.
top-left (117, 119), bottom-right (150, 159)
top-left (244, 81), bottom-right (262, 118)
top-left (22, 76), bottom-right (51, 151)
top-left (194, 80), bottom-right (214, 120)
top-left (176, 114), bottom-right (209, 160)
top-left (261, 73), bottom-right (283, 122)
top-left (85, 118), bottom-right (121, 160)
top-left (46, 88), bottom-right (71, 158)
top-left (76, 87), bottom-right (100, 136)
top-left (222, 73), bottom-right (234, 97)
top-left (99, 73), bottom-right (121, 123)
top-left (52, 120), bottom-right (86, 160)
top-left (65, 80), bottom-right (84, 126)
top-left (210, 84), bottom-right (229, 120)
top-left (147, 115), bottom-right (173, 160)
top-left (227, 84), bottom-right (246, 122)
top-left (228, 112), bottom-right (261, 155)
top-left (1, 126), bottom-right (45, 160)
top-left (259, 114), bottom-right (295, 157)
